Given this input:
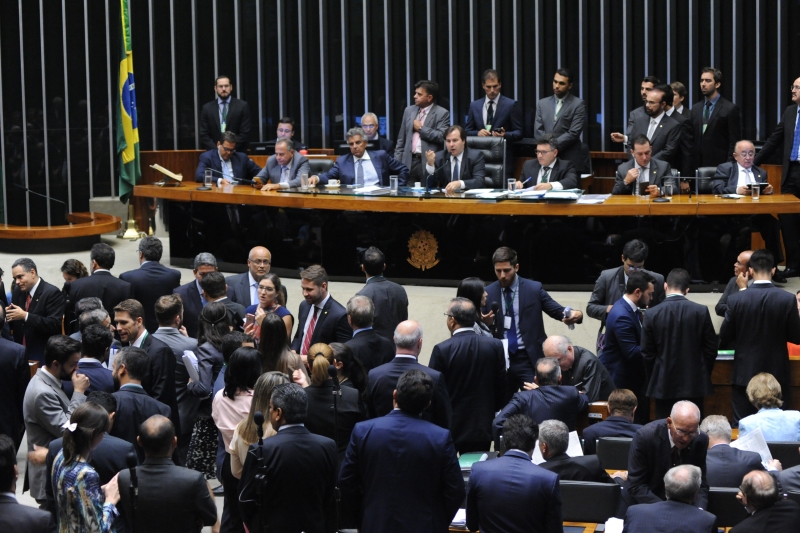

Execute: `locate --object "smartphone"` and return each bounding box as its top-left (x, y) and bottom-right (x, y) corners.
top-left (244, 313), bottom-right (255, 328)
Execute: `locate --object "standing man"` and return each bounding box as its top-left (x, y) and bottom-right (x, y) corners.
top-left (670, 81), bottom-right (690, 118)
top-left (290, 265), bottom-right (351, 354)
top-left (199, 75), bottom-right (251, 151)
top-left (425, 125), bottom-right (487, 191)
top-left (119, 236), bottom-right (182, 333)
top-left (344, 295), bottom-right (396, 374)
top-left (612, 135), bottom-right (673, 196)
top-left (664, 83), bottom-right (695, 182)
top-left (361, 112), bottom-right (394, 152)
top-left (542, 335), bottom-right (614, 403)
top-left (355, 246), bottom-right (408, 342)
top-left (617, 84), bottom-right (682, 168)
top-left (642, 268), bottom-right (717, 419)
top-left (610, 76), bottom-right (661, 147)
top-left (754, 77), bottom-right (800, 278)
top-left (719, 249), bottom-right (800, 423)
top-left (7, 258), bottom-right (65, 364)
top-left (174, 252), bottom-right (233, 339)
top-left (485, 246), bottom-right (583, 394)
top-left (226, 246), bottom-right (274, 308)
top-left (0, 435), bottom-right (54, 532)
top-left (394, 80), bottom-right (451, 184)
top-left (715, 250), bottom-right (753, 318)
top-left (273, 117), bottom-right (307, 152)
top-left (257, 139), bottom-right (311, 191)
top-left (0, 305), bottom-right (29, 449)
top-left (194, 131), bottom-right (262, 186)
top-left (516, 134), bottom-right (579, 191)
top-left (534, 68), bottom-right (587, 168)
top-left (691, 67), bottom-right (741, 168)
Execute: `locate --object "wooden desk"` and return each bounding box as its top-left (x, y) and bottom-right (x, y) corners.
top-left (450, 522), bottom-right (596, 532)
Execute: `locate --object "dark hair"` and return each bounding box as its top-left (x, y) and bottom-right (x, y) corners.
top-left (502, 414), bottom-right (539, 453)
top-left (444, 125), bottom-right (466, 142)
top-left (670, 81), bottom-right (687, 98)
top-left (535, 357), bottom-right (561, 386)
top-left (749, 249), bottom-right (774, 274)
top-left (12, 257), bottom-right (37, 274)
top-left (491, 246), bottom-right (518, 266)
top-left (608, 389), bottom-right (637, 416)
top-left (45, 335), bottom-right (82, 369)
top-left (79, 309), bottom-right (110, 335)
top-left (456, 277), bottom-right (485, 321)
top-left (155, 294), bottom-right (183, 326)
top-left (666, 268), bottom-right (691, 292)
top-left (90, 243), bottom-right (116, 270)
top-left (215, 75), bottom-right (231, 85)
top-left (448, 297), bottom-right (476, 328)
top-left (81, 324), bottom-right (113, 361)
top-left (198, 301), bottom-right (231, 351)
top-left (740, 471), bottom-right (779, 512)
top-left (199, 271), bottom-right (227, 299)
top-left (138, 236), bottom-right (163, 262)
top-left (630, 134), bottom-right (651, 148)
top-left (642, 76), bottom-right (661, 85)
top-left (396, 369), bottom-right (434, 414)
top-left (346, 295), bottom-right (374, 329)
top-left (60, 259), bottom-right (87, 279)
top-left (271, 383), bottom-right (307, 424)
top-left (138, 415), bottom-right (175, 457)
top-left (260, 273), bottom-right (285, 307)
top-left (0, 435), bottom-right (17, 491)
top-left (626, 270), bottom-right (656, 295)
top-left (300, 265), bottom-right (328, 287)
top-left (653, 83), bottom-right (674, 106)
top-left (222, 331), bottom-right (254, 364)
top-left (536, 133), bottom-right (559, 152)
top-left (258, 313), bottom-right (291, 371)
top-left (62, 402), bottom-right (110, 464)
top-left (278, 117), bottom-right (296, 129)
top-left (75, 297), bottom-right (103, 317)
top-left (115, 347), bottom-right (150, 381)
top-left (220, 131), bottom-right (238, 145)
top-left (329, 343), bottom-right (367, 398)
top-left (555, 68), bottom-right (573, 84)
top-left (414, 80), bottom-right (439, 100)
top-left (86, 391), bottom-right (117, 415)
top-left (114, 299), bottom-right (145, 321)
top-left (481, 69), bottom-right (500, 83)
top-left (224, 347), bottom-right (263, 399)
top-left (700, 67), bottom-right (722, 84)
top-left (362, 246), bottom-right (386, 276)
top-left (622, 239), bottom-right (649, 263)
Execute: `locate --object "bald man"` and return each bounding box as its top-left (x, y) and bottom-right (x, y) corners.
top-left (715, 250), bottom-right (753, 318)
top-left (226, 246), bottom-right (283, 307)
top-left (733, 470), bottom-right (800, 532)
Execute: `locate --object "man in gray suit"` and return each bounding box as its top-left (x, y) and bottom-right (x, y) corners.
top-left (355, 246), bottom-right (408, 341)
top-left (22, 335), bottom-right (89, 504)
top-left (534, 68), bottom-right (587, 168)
top-left (620, 84), bottom-right (682, 167)
top-left (257, 138), bottom-right (311, 191)
top-left (612, 135), bottom-right (673, 196)
top-left (394, 80), bottom-right (450, 184)
top-left (611, 75), bottom-right (661, 146)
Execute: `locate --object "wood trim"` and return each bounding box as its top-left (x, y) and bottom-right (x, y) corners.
top-left (0, 212), bottom-right (121, 239)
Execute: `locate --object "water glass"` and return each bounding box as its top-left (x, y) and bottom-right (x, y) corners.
top-left (204, 169), bottom-right (213, 188)
top-left (507, 179), bottom-right (516, 192)
top-left (300, 173), bottom-right (309, 189)
top-left (751, 184), bottom-right (760, 200)
top-left (390, 176), bottom-right (399, 192)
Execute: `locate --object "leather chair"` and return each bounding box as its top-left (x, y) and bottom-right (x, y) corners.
top-left (466, 136), bottom-right (506, 188)
top-left (559, 480), bottom-right (621, 523)
top-left (768, 442), bottom-right (800, 470)
top-left (595, 437), bottom-right (632, 471)
top-left (307, 158), bottom-right (335, 176)
top-left (708, 487), bottom-right (749, 528)
top-left (695, 166), bottom-right (717, 194)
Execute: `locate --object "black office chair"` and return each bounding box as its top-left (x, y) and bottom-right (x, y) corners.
top-left (335, 141), bottom-right (379, 156)
top-left (559, 481), bottom-right (621, 523)
top-left (466, 136), bottom-right (506, 188)
top-left (307, 159), bottom-right (335, 176)
top-left (595, 437), bottom-right (632, 471)
top-left (708, 487), bottom-right (749, 528)
top-left (768, 442), bottom-right (800, 470)
top-left (695, 166), bottom-right (717, 194)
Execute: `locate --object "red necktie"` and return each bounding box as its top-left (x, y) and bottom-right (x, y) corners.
top-left (22, 293), bottom-right (31, 346)
top-left (301, 307), bottom-right (318, 355)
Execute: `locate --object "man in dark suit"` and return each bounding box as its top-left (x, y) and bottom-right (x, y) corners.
top-left (612, 135), bottom-right (674, 195)
top-left (626, 401), bottom-right (710, 509)
top-left (665, 84), bottom-right (695, 183)
top-left (174, 252), bottom-right (233, 339)
top-left (193, 131), bottom-right (262, 185)
top-left (240, 383), bottom-right (337, 533)
top-left (624, 465), bottom-right (716, 533)
top-left (0, 435), bottom-right (55, 533)
top-left (485, 246), bottom-right (583, 393)
top-left (516, 133), bottom-right (579, 190)
top-left (754, 78), bottom-right (800, 278)
top-left (425, 124), bottom-right (486, 191)
top-left (467, 414), bottom-right (562, 533)
top-left (642, 268), bottom-right (717, 419)
top-left (538, 419), bottom-right (616, 483)
top-left (493, 357), bottom-right (588, 441)
top-left (600, 271), bottom-right (655, 425)
top-left (226, 246), bottom-right (273, 308)
top-left (119, 236), bottom-right (182, 333)
top-left (361, 112), bottom-right (394, 153)
top-left (272, 116), bottom-right (308, 152)
top-left (290, 265), bottom-right (351, 355)
top-left (394, 80), bottom-right (451, 184)
top-left (700, 415), bottom-right (769, 488)
top-left (542, 335), bottom-right (614, 403)
top-left (670, 81), bottom-right (690, 118)
top-left (716, 250), bottom-right (753, 318)
top-left (62, 324), bottom-right (115, 397)
top-left (586, 239), bottom-right (666, 351)
top-left (309, 126), bottom-right (410, 186)
top-left (691, 67), bottom-right (741, 168)
top-left (534, 68), bottom-right (587, 168)
top-left (719, 249), bottom-right (800, 423)
top-left (344, 295), bottom-right (395, 373)
top-left (64, 242), bottom-right (131, 332)
top-left (7, 257), bottom-right (65, 364)
top-left (366, 320), bottom-right (452, 429)
top-left (200, 272), bottom-right (245, 331)
top-left (611, 76), bottom-right (660, 147)
top-left (110, 347), bottom-right (172, 462)
top-left (340, 370), bottom-right (464, 533)
top-left (355, 246), bottom-right (408, 342)
top-left (621, 84), bottom-right (683, 170)
top-left (198, 75), bottom-right (251, 151)
top-left (732, 470), bottom-right (800, 533)
top-left (256, 138), bottom-right (311, 190)
top-left (582, 388), bottom-right (642, 455)
top-left (118, 415), bottom-right (218, 532)
top-left (429, 298), bottom-right (506, 453)
top-left (0, 305), bottom-right (29, 449)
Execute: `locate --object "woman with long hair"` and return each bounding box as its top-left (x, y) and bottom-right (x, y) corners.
top-left (258, 312), bottom-right (306, 378)
top-left (61, 259), bottom-right (89, 284)
top-left (244, 273), bottom-right (293, 338)
top-left (52, 402), bottom-right (120, 532)
top-left (329, 342), bottom-right (368, 400)
top-left (457, 277), bottom-right (495, 337)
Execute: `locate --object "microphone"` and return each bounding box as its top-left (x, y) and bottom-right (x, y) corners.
top-left (425, 160), bottom-right (450, 194)
top-left (329, 364), bottom-right (341, 393)
top-left (254, 411), bottom-right (265, 445)
top-left (205, 167), bottom-right (263, 187)
top-left (126, 451), bottom-right (138, 496)
top-left (11, 183), bottom-right (68, 222)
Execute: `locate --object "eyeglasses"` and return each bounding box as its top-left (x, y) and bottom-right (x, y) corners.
top-left (249, 259), bottom-right (271, 266)
top-left (670, 420), bottom-right (698, 438)
top-left (791, 85), bottom-right (800, 92)
top-left (443, 313), bottom-right (454, 318)
top-left (535, 149), bottom-right (554, 156)
top-left (361, 123), bottom-right (378, 129)
top-left (220, 145), bottom-right (234, 153)
top-left (736, 151), bottom-right (756, 158)
top-left (277, 128), bottom-right (293, 135)
top-left (257, 286), bottom-right (275, 292)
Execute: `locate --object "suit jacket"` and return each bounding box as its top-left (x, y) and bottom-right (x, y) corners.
top-left (394, 103), bottom-right (451, 168)
top-left (355, 276), bottom-right (408, 341)
top-left (626, 113), bottom-right (683, 166)
top-left (345, 328), bottom-right (395, 374)
top-left (519, 157), bottom-right (579, 190)
top-left (61, 359), bottom-right (115, 398)
top-left (623, 500), bottom-right (716, 533)
top-left (64, 271), bottom-right (131, 332)
top-left (111, 385), bottom-right (171, 463)
top-left (467, 449), bottom-right (562, 533)
top-left (626, 419), bottom-right (710, 509)
top-left (22, 368), bottom-right (86, 499)
top-left (779, 464), bottom-right (800, 493)
top-left (706, 444), bottom-right (764, 488)
top-left (119, 262), bottom-right (182, 333)
top-left (730, 499), bottom-right (800, 533)
top-left (220, 297), bottom-right (246, 331)
top-left (118, 457), bottom-right (218, 533)
top-left (494, 386), bottom-right (588, 441)
top-left (152, 327), bottom-right (199, 434)
top-left (715, 276), bottom-right (741, 318)
top-left (668, 108), bottom-right (696, 178)
top-left (642, 295), bottom-right (717, 399)
top-left (290, 296), bottom-right (351, 352)
top-left (562, 346), bottom-right (616, 403)
top-left (600, 297), bottom-right (645, 390)
top-left (540, 453), bottom-right (615, 483)
top-left (428, 147), bottom-right (486, 190)
top-left (465, 94), bottom-right (524, 142)
top-left (193, 148), bottom-right (262, 182)
top-left (0, 337), bottom-right (29, 448)
top-left (369, 136), bottom-right (395, 153)
top-left (0, 496), bottom-right (55, 533)
top-left (754, 104), bottom-right (799, 184)
top-left (138, 333), bottom-right (180, 435)
top-left (317, 150), bottom-right (410, 186)
top-left (691, 96), bottom-right (741, 168)
top-left (240, 426), bottom-right (337, 533)
top-left (582, 416), bottom-right (642, 455)
top-left (612, 158), bottom-right (673, 195)
top-left (534, 93), bottom-right (587, 164)
top-left (9, 279), bottom-right (65, 364)
top-left (719, 283), bottom-right (800, 388)
top-left (486, 276), bottom-right (570, 370)
top-left (255, 152), bottom-right (311, 188)
top-left (366, 356), bottom-right (452, 429)
top-left (304, 381), bottom-right (364, 461)
top-left (712, 161), bottom-right (769, 194)
top-left (225, 271), bottom-right (257, 308)
top-left (198, 96), bottom-right (251, 150)
top-left (173, 279), bottom-right (234, 339)
top-left (186, 341), bottom-right (223, 418)
top-left (429, 330), bottom-right (506, 448)
top-left (339, 410), bottom-right (465, 533)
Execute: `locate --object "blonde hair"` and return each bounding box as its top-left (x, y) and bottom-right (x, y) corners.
top-left (308, 343), bottom-right (334, 386)
top-left (236, 372), bottom-right (289, 444)
top-left (746, 373), bottom-right (783, 409)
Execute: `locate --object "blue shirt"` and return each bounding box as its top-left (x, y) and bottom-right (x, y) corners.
top-left (739, 408), bottom-right (800, 442)
top-left (501, 275), bottom-right (524, 350)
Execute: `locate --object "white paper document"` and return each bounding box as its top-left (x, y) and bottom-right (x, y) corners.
top-left (577, 194), bottom-right (612, 204)
top-left (353, 186), bottom-right (391, 195)
top-left (182, 351), bottom-right (200, 383)
top-left (532, 431), bottom-right (584, 464)
top-left (730, 426), bottom-right (773, 468)
top-left (451, 508), bottom-right (467, 527)
top-left (463, 188), bottom-right (498, 195)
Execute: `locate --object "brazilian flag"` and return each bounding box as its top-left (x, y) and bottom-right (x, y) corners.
top-left (116, 0), bottom-right (140, 203)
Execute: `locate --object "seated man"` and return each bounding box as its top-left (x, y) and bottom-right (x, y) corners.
top-left (516, 134), bottom-right (579, 190)
top-left (733, 470), bottom-right (800, 533)
top-left (542, 335), bottom-right (614, 403)
top-left (582, 388), bottom-right (642, 455)
top-left (309, 127), bottom-right (409, 187)
top-left (612, 134), bottom-right (672, 196)
top-left (360, 112), bottom-right (394, 153)
top-left (700, 415), bottom-right (776, 488)
top-left (273, 116), bottom-right (307, 152)
top-left (257, 138), bottom-right (311, 190)
top-left (194, 131), bottom-right (261, 186)
top-left (425, 125), bottom-right (486, 192)
top-left (538, 419), bottom-right (616, 483)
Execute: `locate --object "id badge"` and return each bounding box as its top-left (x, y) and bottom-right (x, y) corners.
top-left (221, 122), bottom-right (226, 133)
top-left (504, 316), bottom-right (512, 330)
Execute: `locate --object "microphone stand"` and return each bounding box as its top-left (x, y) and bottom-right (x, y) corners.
top-left (252, 411), bottom-right (270, 533)
top-left (125, 452), bottom-right (138, 533)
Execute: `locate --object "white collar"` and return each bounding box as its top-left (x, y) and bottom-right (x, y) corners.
top-left (737, 163), bottom-right (754, 174)
top-left (278, 423), bottom-right (304, 431)
top-left (132, 329), bottom-right (147, 348)
top-left (485, 95), bottom-right (500, 106)
top-left (92, 269), bottom-right (111, 274)
top-left (395, 354), bottom-right (417, 360)
top-left (354, 151), bottom-right (372, 162)
top-left (622, 295), bottom-right (639, 313)
top-left (28, 279), bottom-right (42, 298)
top-left (248, 271), bottom-right (259, 287)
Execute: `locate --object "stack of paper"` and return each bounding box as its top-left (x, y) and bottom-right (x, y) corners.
top-left (730, 427), bottom-right (773, 468)
top-left (353, 186), bottom-right (391, 195)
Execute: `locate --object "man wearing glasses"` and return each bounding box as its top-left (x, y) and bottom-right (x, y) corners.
top-left (360, 112), bottom-right (394, 153)
top-left (194, 131), bottom-right (262, 187)
top-left (626, 400), bottom-right (710, 510)
top-left (515, 134), bottom-right (578, 191)
top-left (273, 117), bottom-right (307, 152)
top-left (226, 246), bottom-right (276, 307)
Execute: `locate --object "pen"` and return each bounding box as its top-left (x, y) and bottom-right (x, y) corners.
top-left (521, 176), bottom-right (532, 186)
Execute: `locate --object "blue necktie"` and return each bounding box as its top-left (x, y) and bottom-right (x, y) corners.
top-left (452, 157), bottom-right (459, 183)
top-left (504, 287), bottom-right (518, 354)
top-left (791, 111), bottom-right (800, 161)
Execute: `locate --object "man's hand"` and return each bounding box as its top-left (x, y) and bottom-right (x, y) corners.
top-left (767, 459), bottom-right (782, 471)
top-left (523, 382), bottom-right (539, 391)
top-left (515, 180), bottom-right (524, 190)
top-left (680, 181), bottom-right (691, 192)
top-left (611, 471), bottom-right (628, 481)
top-left (425, 150), bottom-right (436, 167)
top-left (646, 184), bottom-right (660, 198)
top-left (610, 132), bottom-right (625, 143)
top-left (219, 179), bottom-right (231, 187)
top-left (764, 184), bottom-right (774, 195)
top-left (563, 310), bottom-right (583, 325)
top-left (72, 372), bottom-right (90, 395)
top-left (179, 326), bottom-right (188, 337)
top-left (445, 181), bottom-right (462, 194)
top-left (477, 129), bottom-right (491, 137)
top-left (624, 168), bottom-right (640, 185)
top-left (492, 128), bottom-right (506, 137)
top-left (5, 304), bottom-right (27, 322)
top-left (308, 175), bottom-right (320, 186)
top-left (533, 183), bottom-right (553, 191)
top-left (413, 119), bottom-right (423, 132)
top-left (27, 444), bottom-right (48, 465)
top-left (736, 271), bottom-right (750, 290)
top-left (261, 183), bottom-right (281, 191)
top-left (736, 186), bottom-right (749, 195)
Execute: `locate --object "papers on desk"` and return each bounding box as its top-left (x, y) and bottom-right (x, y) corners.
top-left (721, 194), bottom-right (745, 199)
top-left (730, 426), bottom-right (774, 468)
top-left (532, 432), bottom-right (583, 464)
top-left (605, 517), bottom-right (624, 533)
top-left (463, 188), bottom-right (499, 195)
top-left (353, 186), bottom-right (391, 195)
top-left (451, 509), bottom-right (467, 528)
top-left (517, 189), bottom-right (583, 201)
top-left (577, 194), bottom-right (612, 204)
top-left (182, 351), bottom-right (200, 383)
